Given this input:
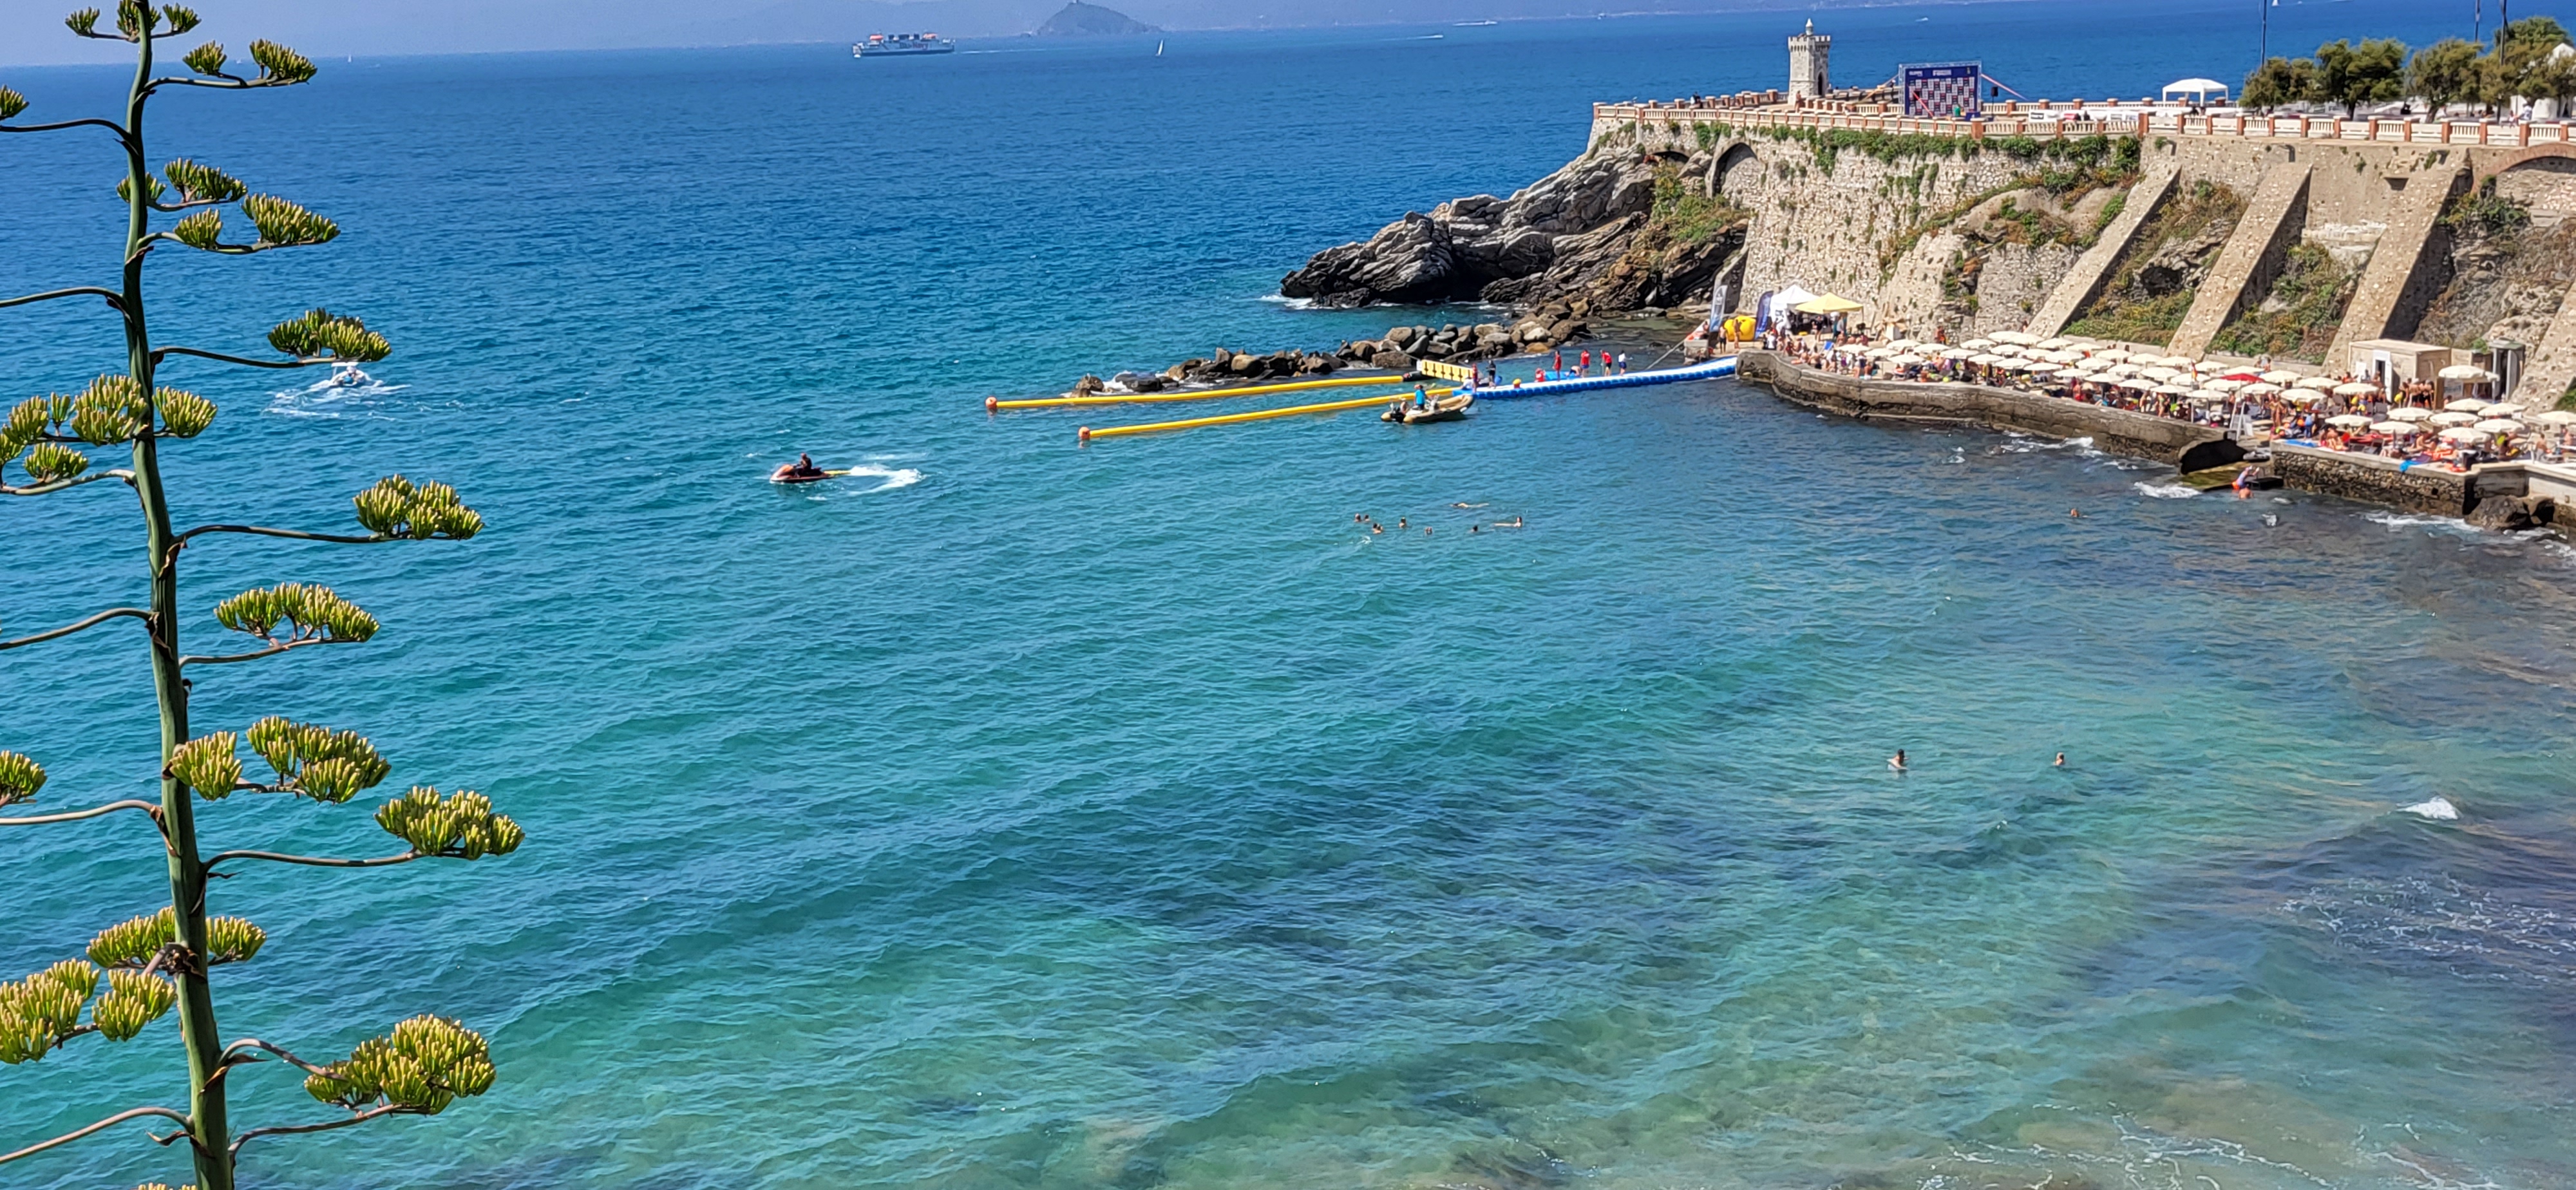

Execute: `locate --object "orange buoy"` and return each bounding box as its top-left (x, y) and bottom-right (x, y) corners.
top-left (1078, 426), bottom-right (1092, 442)
top-left (985, 395), bottom-right (998, 413)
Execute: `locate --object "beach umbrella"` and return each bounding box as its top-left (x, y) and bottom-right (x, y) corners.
top-left (2326, 413), bottom-right (2372, 428)
top-left (2537, 410), bottom-right (2576, 426)
top-left (1969, 354), bottom-right (2003, 366)
top-left (2088, 349), bottom-right (2132, 364)
top-left (2203, 378), bottom-right (2246, 392)
top-left (2437, 364), bottom-right (2496, 381)
top-left (2444, 398), bottom-right (2488, 412)
top-left (2139, 366), bottom-right (2182, 382)
top-left (1793, 293), bottom-right (1866, 316)
top-left (2239, 382), bottom-right (2282, 396)
top-left (2438, 426), bottom-right (2487, 443)
top-left (2333, 381), bottom-right (2380, 397)
top-left (1940, 347), bottom-right (1975, 360)
top-left (1891, 354), bottom-right (1928, 367)
top-left (2188, 389), bottom-right (2230, 404)
top-left (2291, 375), bottom-right (2336, 390)
top-left (2041, 350), bottom-right (2080, 364)
top-left (2429, 411), bottom-right (2478, 426)
top-left (1885, 339), bottom-right (1920, 351)
top-left (2151, 355), bottom-right (2196, 368)
top-left (2483, 402), bottom-right (2524, 417)
top-left (2118, 376), bottom-right (2155, 390)
top-left (2473, 418), bottom-right (2524, 434)
top-left (2100, 363), bottom-right (2140, 377)
top-left (2262, 370), bottom-right (2305, 384)
top-left (1991, 330), bottom-right (2038, 345)
top-left (2152, 383), bottom-right (2192, 396)
top-left (1962, 338), bottom-right (1994, 350)
top-left (2371, 420), bottom-right (2421, 435)
top-left (2035, 337), bottom-right (2072, 351)
top-left (2284, 392), bottom-right (2325, 404)
top-left (2386, 407), bottom-right (2436, 422)
top-left (1864, 346), bottom-right (1897, 358)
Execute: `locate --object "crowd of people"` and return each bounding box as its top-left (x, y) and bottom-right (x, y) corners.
top-left (1756, 326), bottom-right (2575, 469)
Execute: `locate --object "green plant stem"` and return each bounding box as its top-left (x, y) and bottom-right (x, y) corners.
top-left (0, 799), bottom-right (165, 827)
top-left (0, 607), bottom-right (152, 650)
top-left (113, 30), bottom-right (237, 1190)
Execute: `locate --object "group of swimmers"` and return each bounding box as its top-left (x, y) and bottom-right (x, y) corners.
top-left (1888, 750), bottom-right (2067, 771)
top-left (1351, 509), bottom-right (1525, 536)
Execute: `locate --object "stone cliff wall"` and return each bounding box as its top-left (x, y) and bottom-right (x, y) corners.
top-left (1286, 105), bottom-right (2573, 361)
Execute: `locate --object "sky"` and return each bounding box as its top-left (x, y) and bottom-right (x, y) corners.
top-left (0, 0), bottom-right (2045, 64)
top-left (0, 0), bottom-right (2549, 65)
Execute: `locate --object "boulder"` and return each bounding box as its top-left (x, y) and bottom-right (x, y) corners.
top-left (1228, 353), bottom-right (1259, 375)
top-left (1515, 321), bottom-right (1552, 344)
top-left (1368, 350), bottom-right (1414, 371)
top-left (1279, 151), bottom-right (1661, 308)
top-left (1385, 325), bottom-right (1420, 348)
top-left (2468, 496), bottom-right (2539, 531)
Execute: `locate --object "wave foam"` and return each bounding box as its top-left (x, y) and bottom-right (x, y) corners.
top-left (2401, 797), bottom-right (2459, 820)
top-left (848, 465), bottom-right (923, 493)
top-left (2132, 481), bottom-right (2197, 499)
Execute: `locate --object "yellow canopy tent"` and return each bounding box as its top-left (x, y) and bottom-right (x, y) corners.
top-left (1792, 293), bottom-right (1864, 315)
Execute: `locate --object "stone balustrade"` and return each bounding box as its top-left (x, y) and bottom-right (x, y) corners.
top-left (1592, 98), bottom-right (2576, 148)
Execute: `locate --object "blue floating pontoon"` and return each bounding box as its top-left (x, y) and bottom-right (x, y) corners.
top-left (1465, 355), bottom-right (1737, 399)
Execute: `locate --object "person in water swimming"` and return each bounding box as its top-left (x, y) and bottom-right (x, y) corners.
top-left (2054, 752), bottom-right (2066, 767)
top-left (1889, 750), bottom-right (1908, 772)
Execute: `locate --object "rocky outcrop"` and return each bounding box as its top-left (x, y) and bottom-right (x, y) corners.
top-left (1034, 1), bottom-right (1156, 35)
top-left (1280, 149), bottom-right (1747, 314)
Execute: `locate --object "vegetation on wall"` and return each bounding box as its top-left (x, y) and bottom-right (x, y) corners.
top-left (1646, 163), bottom-right (1750, 247)
top-left (2209, 243), bottom-right (2358, 361)
top-left (2064, 180), bottom-right (2248, 344)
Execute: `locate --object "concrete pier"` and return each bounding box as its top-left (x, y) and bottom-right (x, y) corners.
top-left (1737, 351), bottom-right (2240, 469)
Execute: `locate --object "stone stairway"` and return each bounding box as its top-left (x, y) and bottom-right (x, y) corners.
top-left (2025, 164), bottom-right (2177, 339)
top-left (2170, 162), bottom-right (2311, 358)
top-left (2325, 164), bottom-right (2472, 362)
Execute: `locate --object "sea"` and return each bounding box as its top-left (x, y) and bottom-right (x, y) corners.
top-left (5, 1), bottom-right (2575, 1186)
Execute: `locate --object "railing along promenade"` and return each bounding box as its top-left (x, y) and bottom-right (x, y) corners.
top-left (1594, 93), bottom-right (2576, 149)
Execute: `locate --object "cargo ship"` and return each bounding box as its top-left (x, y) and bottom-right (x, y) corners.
top-left (853, 33), bottom-right (955, 57)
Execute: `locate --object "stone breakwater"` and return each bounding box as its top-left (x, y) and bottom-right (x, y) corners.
top-left (1747, 350), bottom-right (2573, 536)
top-left (1066, 309), bottom-right (1597, 397)
top-left (1737, 350), bottom-right (2243, 470)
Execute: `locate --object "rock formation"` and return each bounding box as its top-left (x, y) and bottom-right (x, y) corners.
top-left (1034, 2), bottom-right (1157, 35)
top-left (1280, 148), bottom-right (1749, 316)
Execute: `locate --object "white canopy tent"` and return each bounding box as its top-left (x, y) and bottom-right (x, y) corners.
top-left (2161, 77), bottom-right (2230, 104)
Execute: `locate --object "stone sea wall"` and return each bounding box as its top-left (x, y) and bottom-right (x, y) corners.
top-left (1736, 350), bottom-right (2237, 468)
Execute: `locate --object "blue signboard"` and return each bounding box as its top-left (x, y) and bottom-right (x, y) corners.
top-left (1902, 61), bottom-right (1982, 119)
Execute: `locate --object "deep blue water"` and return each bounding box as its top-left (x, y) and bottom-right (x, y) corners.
top-left (6, 3), bottom-right (2576, 1188)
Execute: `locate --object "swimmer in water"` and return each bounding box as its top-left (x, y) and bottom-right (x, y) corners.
top-left (2054, 752), bottom-right (2065, 768)
top-left (1397, 517), bottom-right (1407, 529)
top-left (1493, 516), bottom-right (1524, 528)
top-left (1451, 502), bottom-right (1487, 509)
top-left (1470, 524), bottom-right (1481, 533)
top-left (1889, 750), bottom-right (1908, 772)
top-left (1370, 522), bottom-right (1383, 534)
top-left (2069, 509), bottom-right (2083, 518)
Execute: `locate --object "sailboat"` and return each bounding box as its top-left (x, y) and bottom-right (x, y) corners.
top-left (1155, 39), bottom-right (1164, 55)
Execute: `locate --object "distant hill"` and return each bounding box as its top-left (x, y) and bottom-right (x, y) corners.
top-left (1034, 2), bottom-right (1159, 35)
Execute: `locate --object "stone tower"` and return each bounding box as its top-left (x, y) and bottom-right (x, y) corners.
top-left (1788, 19), bottom-right (1830, 100)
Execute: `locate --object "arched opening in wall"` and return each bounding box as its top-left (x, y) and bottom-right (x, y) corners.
top-left (2492, 156), bottom-right (2576, 228)
top-left (1710, 143), bottom-right (1761, 200)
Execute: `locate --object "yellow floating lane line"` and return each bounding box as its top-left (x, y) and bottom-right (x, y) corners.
top-left (1079, 388), bottom-right (1454, 442)
top-left (989, 372), bottom-right (1411, 411)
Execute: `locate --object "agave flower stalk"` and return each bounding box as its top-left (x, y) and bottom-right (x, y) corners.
top-left (0, 6), bottom-right (520, 1189)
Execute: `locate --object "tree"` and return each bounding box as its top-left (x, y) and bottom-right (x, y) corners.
top-left (2409, 38), bottom-right (2485, 115)
top-left (2497, 15), bottom-right (2573, 53)
top-left (0, 6), bottom-right (521, 1190)
top-left (2313, 37), bottom-right (2409, 117)
top-left (2241, 56), bottom-right (2317, 112)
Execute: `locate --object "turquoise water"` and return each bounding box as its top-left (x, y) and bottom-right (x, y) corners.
top-left (6, 5), bottom-right (2576, 1187)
